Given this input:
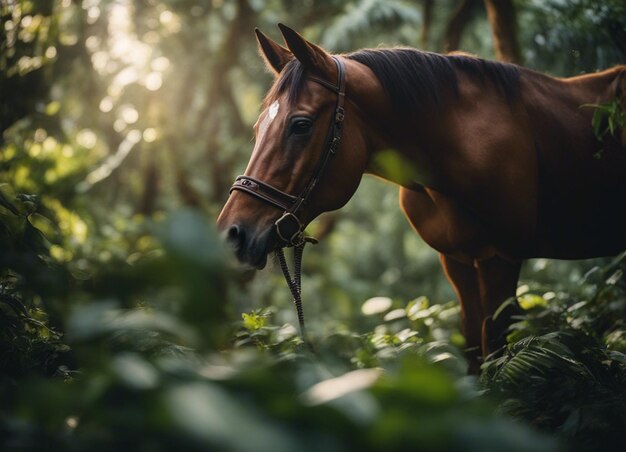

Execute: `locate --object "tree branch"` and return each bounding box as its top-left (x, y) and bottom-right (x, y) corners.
top-left (443, 0), bottom-right (480, 52)
top-left (483, 0), bottom-right (522, 63)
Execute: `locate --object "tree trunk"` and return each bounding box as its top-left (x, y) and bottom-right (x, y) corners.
top-left (198, 0), bottom-right (255, 200)
top-left (444, 0), bottom-right (480, 52)
top-left (176, 165), bottom-right (203, 208)
top-left (421, 0), bottom-right (434, 49)
top-left (483, 0), bottom-right (521, 63)
top-left (138, 160), bottom-right (159, 215)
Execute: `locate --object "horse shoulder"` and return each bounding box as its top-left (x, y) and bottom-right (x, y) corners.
top-left (399, 186), bottom-right (497, 263)
top-left (433, 72), bottom-right (539, 256)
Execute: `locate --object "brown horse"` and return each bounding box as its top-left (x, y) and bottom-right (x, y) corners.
top-left (217, 24), bottom-right (626, 372)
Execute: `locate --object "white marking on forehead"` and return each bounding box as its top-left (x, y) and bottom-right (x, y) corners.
top-left (269, 100), bottom-right (280, 119)
top-left (257, 100), bottom-right (280, 142)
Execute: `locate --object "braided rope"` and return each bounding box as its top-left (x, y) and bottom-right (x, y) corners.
top-left (294, 244), bottom-right (303, 295)
top-left (276, 246), bottom-right (307, 340)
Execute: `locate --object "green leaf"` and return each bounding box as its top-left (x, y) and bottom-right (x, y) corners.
top-left (242, 312), bottom-right (268, 331)
top-left (0, 185), bottom-right (20, 215)
top-left (584, 98), bottom-right (626, 144)
top-left (592, 109), bottom-right (603, 137)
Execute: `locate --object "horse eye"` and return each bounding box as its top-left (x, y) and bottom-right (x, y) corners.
top-left (289, 118), bottom-right (312, 136)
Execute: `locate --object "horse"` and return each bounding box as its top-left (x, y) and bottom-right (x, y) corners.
top-left (217, 23), bottom-right (626, 373)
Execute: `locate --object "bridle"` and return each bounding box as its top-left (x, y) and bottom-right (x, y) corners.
top-left (228, 57), bottom-right (347, 341)
top-left (230, 56), bottom-right (346, 247)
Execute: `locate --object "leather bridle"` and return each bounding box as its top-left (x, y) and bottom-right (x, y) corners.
top-left (227, 57), bottom-right (347, 343)
top-left (229, 56), bottom-right (347, 248)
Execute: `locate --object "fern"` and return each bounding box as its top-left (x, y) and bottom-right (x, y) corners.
top-left (482, 252), bottom-right (626, 449)
top-left (321, 0), bottom-right (421, 50)
top-left (482, 330), bottom-right (626, 449)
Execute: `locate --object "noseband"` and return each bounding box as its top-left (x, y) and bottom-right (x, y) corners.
top-left (229, 57), bottom-right (347, 247)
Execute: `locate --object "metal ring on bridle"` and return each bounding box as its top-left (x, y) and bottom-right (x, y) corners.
top-left (275, 212), bottom-right (305, 246)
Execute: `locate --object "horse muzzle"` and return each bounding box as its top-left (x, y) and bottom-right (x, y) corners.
top-left (222, 222), bottom-right (275, 269)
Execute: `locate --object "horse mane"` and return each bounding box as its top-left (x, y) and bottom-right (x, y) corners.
top-left (263, 47), bottom-right (520, 114)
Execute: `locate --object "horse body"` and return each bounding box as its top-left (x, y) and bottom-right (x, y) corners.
top-left (383, 69), bottom-right (538, 263)
top-left (217, 24), bottom-right (626, 372)
top-left (377, 65), bottom-right (625, 371)
top-left (380, 65), bottom-right (626, 263)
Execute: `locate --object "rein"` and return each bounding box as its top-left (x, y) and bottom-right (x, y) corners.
top-left (229, 57), bottom-right (347, 341)
top-left (275, 240), bottom-right (315, 340)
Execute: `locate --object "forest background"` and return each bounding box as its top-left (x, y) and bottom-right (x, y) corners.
top-left (2, 0), bottom-right (626, 450)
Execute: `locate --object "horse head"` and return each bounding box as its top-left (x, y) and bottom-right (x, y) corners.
top-left (217, 25), bottom-right (375, 268)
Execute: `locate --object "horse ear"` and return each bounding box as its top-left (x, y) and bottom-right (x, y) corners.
top-left (278, 23), bottom-right (335, 79)
top-left (255, 28), bottom-right (292, 74)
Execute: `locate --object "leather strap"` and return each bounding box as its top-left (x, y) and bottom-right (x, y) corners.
top-left (231, 175), bottom-right (298, 211)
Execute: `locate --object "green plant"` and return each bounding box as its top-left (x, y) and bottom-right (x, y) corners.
top-left (581, 98), bottom-right (626, 157)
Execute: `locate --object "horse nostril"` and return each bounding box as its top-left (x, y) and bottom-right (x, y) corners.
top-left (227, 224), bottom-right (244, 248)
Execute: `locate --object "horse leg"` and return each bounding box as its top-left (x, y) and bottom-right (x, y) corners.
top-left (439, 254), bottom-right (484, 374)
top-left (475, 255), bottom-right (522, 357)
top-left (398, 187), bottom-right (518, 370)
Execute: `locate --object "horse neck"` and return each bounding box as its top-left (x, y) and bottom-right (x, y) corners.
top-left (350, 73), bottom-right (471, 191)
top-left (342, 62), bottom-right (431, 187)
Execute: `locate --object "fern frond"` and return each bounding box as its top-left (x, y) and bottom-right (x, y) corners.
top-left (321, 0), bottom-right (421, 50)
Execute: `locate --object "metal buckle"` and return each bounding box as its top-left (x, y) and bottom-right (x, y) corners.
top-left (275, 212), bottom-right (304, 246)
top-left (335, 108), bottom-right (345, 123)
top-left (240, 179), bottom-right (258, 190)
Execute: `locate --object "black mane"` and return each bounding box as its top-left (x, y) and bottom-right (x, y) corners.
top-left (265, 47), bottom-right (520, 114)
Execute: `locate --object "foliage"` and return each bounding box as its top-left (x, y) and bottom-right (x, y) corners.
top-left (1, 208), bottom-right (558, 451)
top-left (0, 185), bottom-right (70, 381)
top-left (320, 0), bottom-right (422, 50)
top-left (581, 99), bottom-right (626, 157)
top-left (519, 0), bottom-right (626, 74)
top-left (1, 0), bottom-right (626, 451)
top-left (482, 252), bottom-right (626, 450)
